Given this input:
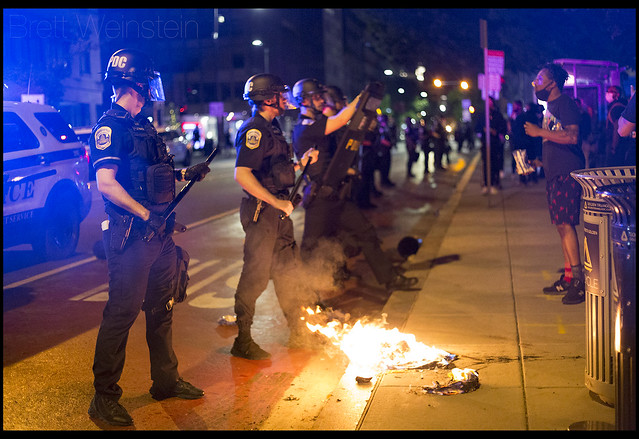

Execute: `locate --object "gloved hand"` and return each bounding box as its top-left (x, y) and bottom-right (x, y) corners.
top-left (146, 211), bottom-right (166, 235)
top-left (183, 162), bottom-right (211, 181)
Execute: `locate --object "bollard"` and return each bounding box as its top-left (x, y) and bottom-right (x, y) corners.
top-left (571, 166), bottom-right (636, 405)
top-left (595, 182), bottom-right (636, 431)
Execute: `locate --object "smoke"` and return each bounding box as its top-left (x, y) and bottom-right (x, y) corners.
top-left (299, 237), bottom-right (349, 294)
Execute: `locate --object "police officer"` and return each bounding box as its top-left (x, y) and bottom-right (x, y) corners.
top-left (292, 78), bottom-right (418, 291)
top-left (232, 73), bottom-right (319, 360)
top-left (88, 48), bottom-right (209, 426)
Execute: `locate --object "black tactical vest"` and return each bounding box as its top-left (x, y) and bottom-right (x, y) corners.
top-left (97, 108), bottom-right (175, 205)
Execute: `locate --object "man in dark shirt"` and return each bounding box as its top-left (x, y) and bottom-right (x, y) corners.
top-left (525, 63), bottom-right (586, 305)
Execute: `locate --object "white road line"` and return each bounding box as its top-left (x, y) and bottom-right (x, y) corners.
top-left (3, 208), bottom-right (239, 290)
top-left (4, 256), bottom-right (97, 290)
top-left (186, 260), bottom-right (243, 295)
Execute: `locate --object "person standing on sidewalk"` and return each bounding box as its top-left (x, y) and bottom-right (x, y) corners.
top-left (525, 63), bottom-right (586, 305)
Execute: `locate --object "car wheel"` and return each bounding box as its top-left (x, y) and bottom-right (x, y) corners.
top-left (33, 201), bottom-right (80, 260)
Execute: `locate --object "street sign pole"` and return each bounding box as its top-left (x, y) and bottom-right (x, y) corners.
top-left (480, 20), bottom-right (491, 195)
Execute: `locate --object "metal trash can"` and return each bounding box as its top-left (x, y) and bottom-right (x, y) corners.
top-left (570, 166), bottom-right (636, 405)
top-left (595, 182), bottom-right (636, 430)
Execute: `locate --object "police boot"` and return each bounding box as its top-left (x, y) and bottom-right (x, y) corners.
top-left (88, 394), bottom-right (133, 427)
top-left (231, 323), bottom-right (271, 360)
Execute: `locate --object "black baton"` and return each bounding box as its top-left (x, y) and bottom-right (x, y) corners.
top-left (143, 147), bottom-right (219, 242)
top-left (279, 154), bottom-right (312, 220)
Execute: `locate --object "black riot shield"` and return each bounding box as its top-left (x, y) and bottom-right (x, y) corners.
top-left (321, 81), bottom-right (385, 189)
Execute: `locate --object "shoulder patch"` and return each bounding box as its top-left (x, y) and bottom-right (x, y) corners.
top-left (94, 126), bottom-right (112, 150)
top-left (246, 128), bottom-right (262, 149)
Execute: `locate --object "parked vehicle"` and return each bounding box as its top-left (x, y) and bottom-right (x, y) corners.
top-left (159, 129), bottom-right (192, 166)
top-left (3, 101), bottom-right (92, 260)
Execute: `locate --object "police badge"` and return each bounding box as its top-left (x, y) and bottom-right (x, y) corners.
top-left (246, 128), bottom-right (262, 149)
top-left (95, 126), bottom-right (112, 150)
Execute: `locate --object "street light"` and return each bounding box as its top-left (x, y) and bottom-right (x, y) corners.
top-left (251, 39), bottom-right (269, 73)
top-left (433, 78), bottom-right (443, 88)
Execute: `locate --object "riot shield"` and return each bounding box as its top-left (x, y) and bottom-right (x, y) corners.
top-left (321, 81), bottom-right (385, 189)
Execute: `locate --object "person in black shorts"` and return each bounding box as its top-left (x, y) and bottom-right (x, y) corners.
top-left (525, 63), bottom-right (586, 304)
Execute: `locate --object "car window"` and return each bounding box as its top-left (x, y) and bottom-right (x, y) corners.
top-left (34, 112), bottom-right (79, 144)
top-left (3, 111), bottom-right (40, 152)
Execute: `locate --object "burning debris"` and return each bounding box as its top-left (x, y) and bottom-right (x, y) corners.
top-left (422, 368), bottom-right (480, 395)
top-left (217, 315), bottom-right (237, 326)
top-left (301, 306), bottom-right (477, 393)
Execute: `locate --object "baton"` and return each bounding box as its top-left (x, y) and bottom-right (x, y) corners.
top-left (143, 147), bottom-right (219, 242)
top-left (279, 153), bottom-right (312, 220)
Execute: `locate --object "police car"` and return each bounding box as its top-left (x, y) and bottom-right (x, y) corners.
top-left (3, 101), bottom-right (92, 260)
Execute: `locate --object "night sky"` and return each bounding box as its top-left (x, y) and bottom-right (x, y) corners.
top-left (368, 8), bottom-right (636, 76)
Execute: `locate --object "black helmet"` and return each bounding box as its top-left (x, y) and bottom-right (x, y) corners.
top-left (105, 48), bottom-right (165, 102)
top-left (243, 73), bottom-right (290, 104)
top-left (397, 236), bottom-right (423, 259)
top-left (292, 78), bottom-right (326, 106)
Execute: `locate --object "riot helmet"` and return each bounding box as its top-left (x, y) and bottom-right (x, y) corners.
top-left (323, 85), bottom-right (346, 111)
top-left (243, 73), bottom-right (293, 110)
top-left (292, 78), bottom-right (326, 110)
top-left (105, 48), bottom-right (165, 102)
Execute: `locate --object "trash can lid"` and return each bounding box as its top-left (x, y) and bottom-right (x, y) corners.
top-left (595, 182), bottom-right (636, 225)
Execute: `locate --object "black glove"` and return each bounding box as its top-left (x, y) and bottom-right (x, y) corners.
top-left (183, 162), bottom-right (211, 181)
top-left (146, 211), bottom-right (166, 235)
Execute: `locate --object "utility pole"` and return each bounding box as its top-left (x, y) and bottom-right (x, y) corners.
top-left (480, 19), bottom-right (491, 196)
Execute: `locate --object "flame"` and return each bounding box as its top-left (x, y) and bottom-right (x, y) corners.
top-left (302, 306), bottom-right (455, 379)
top-left (449, 368), bottom-right (478, 381)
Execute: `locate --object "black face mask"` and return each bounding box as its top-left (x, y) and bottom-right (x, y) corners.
top-left (535, 83), bottom-right (553, 102)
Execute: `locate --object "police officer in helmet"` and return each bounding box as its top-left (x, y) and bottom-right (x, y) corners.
top-left (232, 73), bottom-right (319, 360)
top-left (292, 78), bottom-right (418, 292)
top-left (88, 48), bottom-right (209, 426)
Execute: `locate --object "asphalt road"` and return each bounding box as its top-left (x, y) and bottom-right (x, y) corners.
top-left (3, 143), bottom-right (473, 430)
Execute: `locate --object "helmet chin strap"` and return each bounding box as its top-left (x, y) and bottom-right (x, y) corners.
top-left (301, 97), bottom-right (323, 117)
top-left (262, 94), bottom-right (286, 115)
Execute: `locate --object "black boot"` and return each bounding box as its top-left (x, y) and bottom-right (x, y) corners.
top-left (231, 323), bottom-right (270, 360)
top-left (88, 394), bottom-right (133, 426)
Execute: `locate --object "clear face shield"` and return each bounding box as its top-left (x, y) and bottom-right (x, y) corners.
top-left (281, 89), bottom-right (297, 110)
top-left (147, 72), bottom-right (165, 102)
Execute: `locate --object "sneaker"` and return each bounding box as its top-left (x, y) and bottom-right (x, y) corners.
top-left (88, 394), bottom-right (134, 426)
top-left (386, 273), bottom-right (419, 291)
top-left (150, 378), bottom-right (204, 401)
top-left (562, 278), bottom-right (585, 305)
top-left (543, 274), bottom-right (570, 295)
top-left (231, 338), bottom-right (271, 360)
top-left (489, 186), bottom-right (499, 195)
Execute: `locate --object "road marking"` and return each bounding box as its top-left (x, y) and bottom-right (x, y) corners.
top-left (3, 208), bottom-right (239, 291)
top-left (68, 258), bottom-right (242, 303)
top-left (4, 256), bottom-right (97, 290)
top-left (187, 260), bottom-right (243, 295)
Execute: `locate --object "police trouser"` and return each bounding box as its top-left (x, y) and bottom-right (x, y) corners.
top-left (92, 227), bottom-right (179, 400)
top-left (235, 196), bottom-right (313, 331)
top-left (301, 195), bottom-right (395, 285)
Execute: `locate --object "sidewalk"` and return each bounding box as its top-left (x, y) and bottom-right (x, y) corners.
top-left (312, 152), bottom-right (616, 430)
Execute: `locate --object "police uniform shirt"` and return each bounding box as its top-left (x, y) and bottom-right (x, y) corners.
top-left (90, 104), bottom-right (135, 184)
top-left (90, 104), bottom-right (173, 210)
top-left (292, 114), bottom-right (333, 183)
top-left (235, 113), bottom-right (291, 190)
